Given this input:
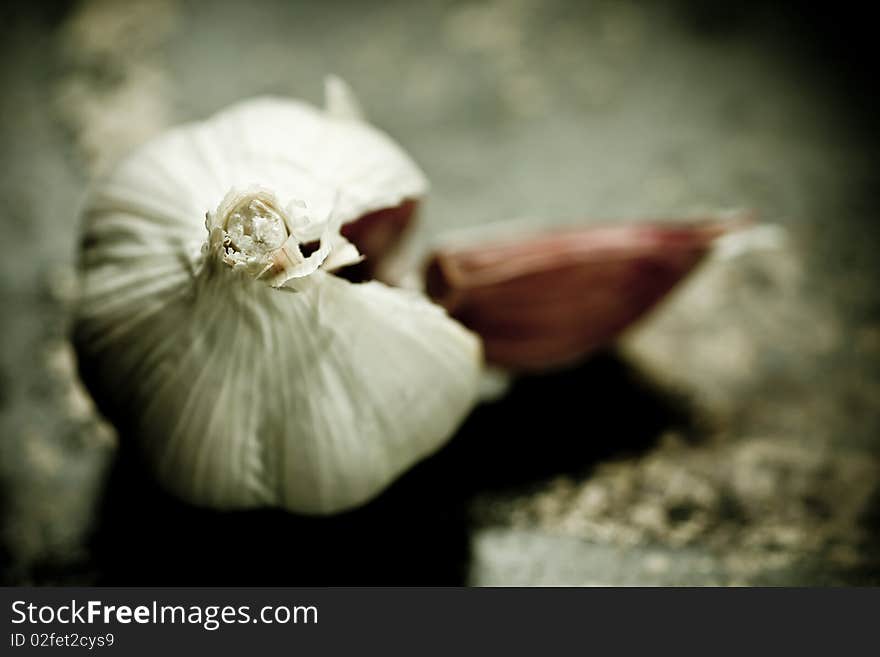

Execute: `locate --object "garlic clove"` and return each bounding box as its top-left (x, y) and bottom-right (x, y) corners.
top-left (424, 216), bottom-right (750, 371)
top-left (338, 199), bottom-right (420, 281)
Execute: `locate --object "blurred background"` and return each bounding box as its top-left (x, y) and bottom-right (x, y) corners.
top-left (1, 0), bottom-right (878, 585)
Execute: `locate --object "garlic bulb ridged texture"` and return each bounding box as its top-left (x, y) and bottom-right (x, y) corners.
top-left (74, 81), bottom-right (483, 514)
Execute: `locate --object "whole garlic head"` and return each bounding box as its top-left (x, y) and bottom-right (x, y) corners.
top-left (74, 78), bottom-right (482, 514)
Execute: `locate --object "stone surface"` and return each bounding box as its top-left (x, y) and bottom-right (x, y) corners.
top-left (1, 0), bottom-right (878, 585)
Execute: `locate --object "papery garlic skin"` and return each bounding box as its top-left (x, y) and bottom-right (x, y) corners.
top-left (125, 266), bottom-right (480, 513)
top-left (75, 81), bottom-right (482, 514)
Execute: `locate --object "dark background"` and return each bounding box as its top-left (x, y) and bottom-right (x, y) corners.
top-left (1, 0), bottom-right (878, 585)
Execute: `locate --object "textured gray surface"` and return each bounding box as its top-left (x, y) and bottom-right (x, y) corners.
top-left (1, 0), bottom-right (878, 585)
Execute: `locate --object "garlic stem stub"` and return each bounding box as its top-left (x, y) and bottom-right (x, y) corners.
top-left (74, 79), bottom-right (482, 514)
top-left (206, 187), bottom-right (362, 287)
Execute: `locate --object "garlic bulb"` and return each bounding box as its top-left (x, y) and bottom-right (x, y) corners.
top-left (74, 78), bottom-right (482, 514)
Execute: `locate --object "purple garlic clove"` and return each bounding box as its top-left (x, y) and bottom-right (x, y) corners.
top-left (339, 199), bottom-right (420, 281)
top-left (425, 217), bottom-right (750, 371)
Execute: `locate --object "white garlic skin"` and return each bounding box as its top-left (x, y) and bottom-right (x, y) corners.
top-left (75, 82), bottom-right (482, 514)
